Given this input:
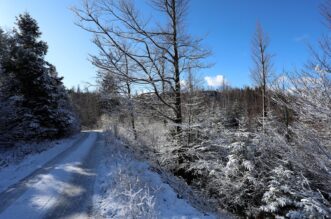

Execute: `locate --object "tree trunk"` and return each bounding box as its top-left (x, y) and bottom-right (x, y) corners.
top-left (172, 0), bottom-right (182, 136)
top-left (124, 53), bottom-right (137, 140)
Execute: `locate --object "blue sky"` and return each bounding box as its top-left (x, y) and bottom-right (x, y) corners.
top-left (0, 0), bottom-right (327, 89)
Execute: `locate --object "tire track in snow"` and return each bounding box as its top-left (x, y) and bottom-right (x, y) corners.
top-left (0, 132), bottom-right (89, 214)
top-left (43, 133), bottom-right (104, 219)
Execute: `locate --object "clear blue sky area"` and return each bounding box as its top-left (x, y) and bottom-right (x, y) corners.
top-left (0, 0), bottom-right (327, 89)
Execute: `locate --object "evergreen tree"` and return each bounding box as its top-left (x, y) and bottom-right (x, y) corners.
top-left (0, 28), bottom-right (22, 144)
top-left (98, 71), bottom-right (119, 115)
top-left (0, 13), bottom-right (79, 143)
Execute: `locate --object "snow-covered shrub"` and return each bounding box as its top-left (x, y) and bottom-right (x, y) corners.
top-left (119, 110), bottom-right (331, 218)
top-left (260, 165), bottom-right (331, 218)
top-left (189, 116), bottom-right (331, 218)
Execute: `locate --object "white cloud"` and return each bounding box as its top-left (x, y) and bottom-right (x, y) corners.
top-left (204, 75), bottom-right (226, 87)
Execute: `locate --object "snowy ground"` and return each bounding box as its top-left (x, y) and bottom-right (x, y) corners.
top-left (92, 133), bottom-right (218, 219)
top-left (0, 131), bottom-right (225, 219)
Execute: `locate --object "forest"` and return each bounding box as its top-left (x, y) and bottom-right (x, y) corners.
top-left (0, 0), bottom-right (330, 218)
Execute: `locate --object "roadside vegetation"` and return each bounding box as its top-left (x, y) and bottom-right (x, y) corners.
top-left (74, 0), bottom-right (331, 217)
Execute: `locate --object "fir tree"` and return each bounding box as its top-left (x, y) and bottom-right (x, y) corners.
top-left (0, 13), bottom-right (79, 142)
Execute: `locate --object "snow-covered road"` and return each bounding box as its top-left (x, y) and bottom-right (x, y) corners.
top-left (0, 131), bottom-right (221, 219)
top-left (0, 132), bottom-right (100, 218)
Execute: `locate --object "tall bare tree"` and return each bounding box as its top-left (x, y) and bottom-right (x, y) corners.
top-left (73, 0), bottom-right (210, 136)
top-left (250, 23), bottom-right (272, 129)
top-left (93, 39), bottom-right (138, 139)
top-left (182, 66), bottom-right (204, 146)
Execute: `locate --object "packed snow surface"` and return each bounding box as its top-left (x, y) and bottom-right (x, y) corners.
top-left (0, 132), bottom-right (97, 218)
top-left (0, 133), bottom-right (84, 193)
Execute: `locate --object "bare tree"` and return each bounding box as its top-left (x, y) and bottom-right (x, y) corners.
top-left (73, 0), bottom-right (210, 137)
top-left (250, 23), bottom-right (272, 129)
top-left (93, 38), bottom-right (138, 139)
top-left (286, 0), bottom-right (331, 125)
top-left (182, 66), bottom-right (204, 146)
top-left (285, 0), bottom-right (331, 150)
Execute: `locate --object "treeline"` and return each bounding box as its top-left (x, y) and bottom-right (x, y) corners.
top-left (68, 87), bottom-right (102, 129)
top-left (0, 13), bottom-right (79, 146)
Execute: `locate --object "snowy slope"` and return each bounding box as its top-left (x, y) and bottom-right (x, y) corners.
top-left (92, 135), bottom-right (219, 219)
